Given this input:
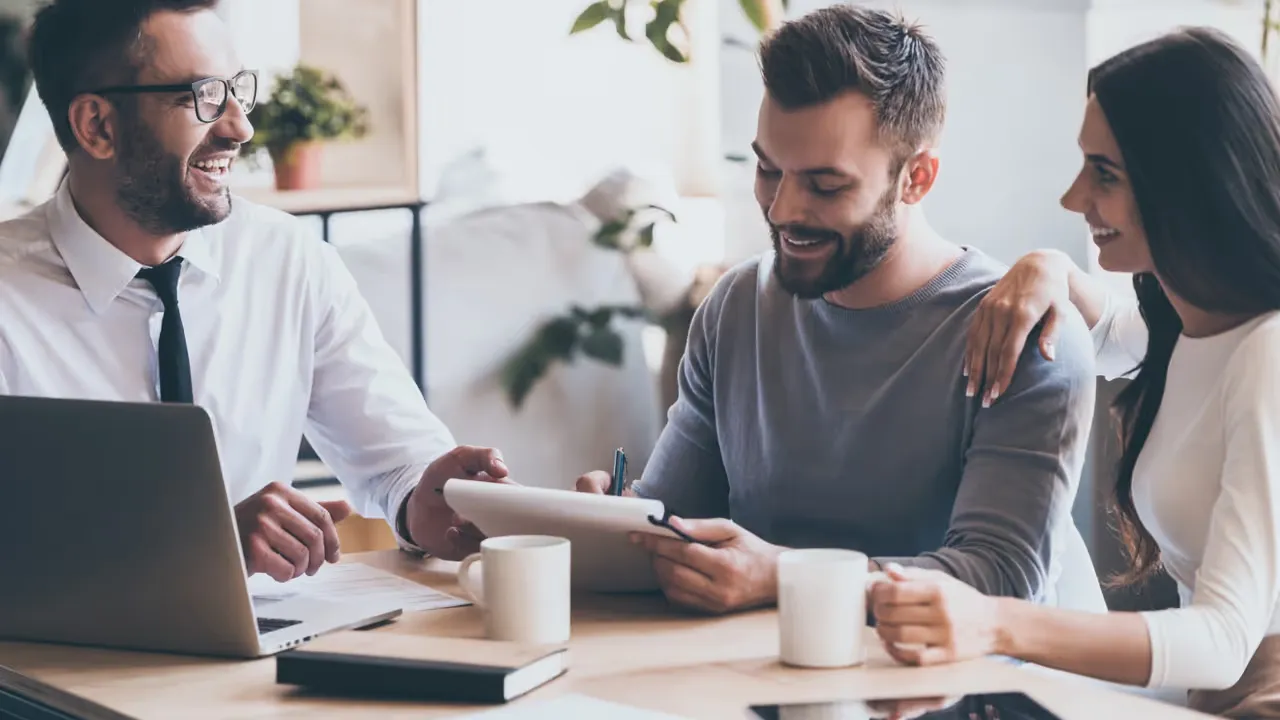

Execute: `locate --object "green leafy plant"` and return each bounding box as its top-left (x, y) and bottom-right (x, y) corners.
top-left (591, 203), bottom-right (674, 251)
top-left (239, 64), bottom-right (370, 162)
top-left (500, 204), bottom-right (676, 409)
top-left (570, 0), bottom-right (788, 63)
top-left (500, 304), bottom-right (651, 409)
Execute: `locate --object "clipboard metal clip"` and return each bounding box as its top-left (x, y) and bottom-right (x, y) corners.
top-left (646, 511), bottom-right (705, 545)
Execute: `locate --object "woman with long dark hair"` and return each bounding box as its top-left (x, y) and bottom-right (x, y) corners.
top-left (869, 27), bottom-right (1280, 716)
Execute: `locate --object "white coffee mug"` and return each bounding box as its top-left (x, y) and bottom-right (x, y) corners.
top-left (457, 535), bottom-right (571, 644)
top-left (777, 548), bottom-right (882, 668)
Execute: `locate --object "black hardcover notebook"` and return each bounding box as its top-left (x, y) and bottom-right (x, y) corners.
top-left (275, 632), bottom-right (568, 704)
top-left (0, 665), bottom-right (136, 720)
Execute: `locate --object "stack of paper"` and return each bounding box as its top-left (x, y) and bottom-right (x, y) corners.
top-left (247, 562), bottom-right (470, 612)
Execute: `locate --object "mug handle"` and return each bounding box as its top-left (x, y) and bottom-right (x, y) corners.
top-left (457, 553), bottom-right (486, 607)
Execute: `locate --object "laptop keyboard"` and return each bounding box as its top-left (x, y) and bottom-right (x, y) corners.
top-left (257, 617), bottom-right (302, 635)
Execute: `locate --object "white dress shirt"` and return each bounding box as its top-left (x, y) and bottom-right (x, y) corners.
top-left (1093, 296), bottom-right (1280, 691)
top-left (0, 179), bottom-right (456, 546)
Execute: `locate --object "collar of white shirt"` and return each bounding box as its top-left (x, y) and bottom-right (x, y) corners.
top-left (47, 178), bottom-right (221, 315)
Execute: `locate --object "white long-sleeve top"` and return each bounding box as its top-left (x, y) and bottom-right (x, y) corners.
top-left (1092, 295), bottom-right (1280, 690)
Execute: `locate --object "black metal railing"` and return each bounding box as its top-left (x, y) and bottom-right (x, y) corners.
top-left (289, 199), bottom-right (429, 482)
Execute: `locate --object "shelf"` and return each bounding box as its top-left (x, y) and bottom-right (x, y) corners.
top-left (292, 459), bottom-right (350, 504)
top-left (293, 459), bottom-right (336, 484)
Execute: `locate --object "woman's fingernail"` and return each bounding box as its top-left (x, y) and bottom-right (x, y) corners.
top-left (962, 362), bottom-right (969, 377)
top-left (966, 382), bottom-right (975, 398)
top-left (990, 383), bottom-right (1001, 402)
top-left (1044, 342), bottom-right (1055, 360)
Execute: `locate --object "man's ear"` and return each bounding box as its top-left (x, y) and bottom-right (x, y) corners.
top-left (67, 94), bottom-right (121, 161)
top-left (899, 149), bottom-right (940, 205)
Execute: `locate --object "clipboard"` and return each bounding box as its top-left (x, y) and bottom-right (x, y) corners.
top-left (442, 480), bottom-right (693, 593)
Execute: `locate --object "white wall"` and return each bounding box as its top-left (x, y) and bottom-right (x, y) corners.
top-left (217, 0), bottom-right (301, 86)
top-left (1088, 0), bottom-right (1264, 65)
top-left (417, 0), bottom-right (722, 202)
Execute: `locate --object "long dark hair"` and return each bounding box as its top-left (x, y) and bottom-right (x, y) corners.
top-left (1090, 28), bottom-right (1280, 584)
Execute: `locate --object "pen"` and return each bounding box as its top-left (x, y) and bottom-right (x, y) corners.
top-left (611, 447), bottom-right (627, 496)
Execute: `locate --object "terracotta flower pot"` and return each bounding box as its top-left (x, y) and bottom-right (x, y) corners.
top-left (269, 141), bottom-right (324, 191)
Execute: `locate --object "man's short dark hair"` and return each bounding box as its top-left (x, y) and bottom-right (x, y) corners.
top-left (759, 4), bottom-right (946, 166)
top-left (27, 0), bottom-right (219, 153)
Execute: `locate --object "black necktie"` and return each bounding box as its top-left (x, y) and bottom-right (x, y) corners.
top-left (136, 257), bottom-right (193, 404)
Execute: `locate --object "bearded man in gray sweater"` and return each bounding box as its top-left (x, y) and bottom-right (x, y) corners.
top-left (578, 5), bottom-right (1103, 617)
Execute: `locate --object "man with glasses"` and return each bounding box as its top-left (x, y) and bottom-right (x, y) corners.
top-left (0, 0), bottom-right (505, 583)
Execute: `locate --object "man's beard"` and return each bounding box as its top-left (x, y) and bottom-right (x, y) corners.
top-left (769, 187), bottom-right (899, 299)
top-left (114, 116), bottom-right (233, 236)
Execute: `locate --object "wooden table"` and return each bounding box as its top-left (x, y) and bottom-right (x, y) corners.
top-left (0, 551), bottom-right (1209, 719)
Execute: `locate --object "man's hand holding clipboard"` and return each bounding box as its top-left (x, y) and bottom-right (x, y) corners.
top-left (574, 469), bottom-right (784, 615)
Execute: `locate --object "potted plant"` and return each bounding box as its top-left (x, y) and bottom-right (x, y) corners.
top-left (239, 64), bottom-right (370, 191)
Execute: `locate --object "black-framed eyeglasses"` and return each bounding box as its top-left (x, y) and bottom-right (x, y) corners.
top-left (88, 69), bottom-right (258, 124)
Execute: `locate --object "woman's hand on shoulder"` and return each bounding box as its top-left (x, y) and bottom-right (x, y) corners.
top-left (965, 249), bottom-right (1074, 407)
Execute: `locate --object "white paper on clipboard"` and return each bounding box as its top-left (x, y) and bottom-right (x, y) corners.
top-left (442, 479), bottom-right (684, 592)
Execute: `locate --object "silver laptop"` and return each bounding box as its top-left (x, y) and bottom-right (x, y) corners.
top-left (0, 395), bottom-right (402, 658)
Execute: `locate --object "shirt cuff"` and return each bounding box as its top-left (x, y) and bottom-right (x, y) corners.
top-left (379, 462), bottom-right (431, 554)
